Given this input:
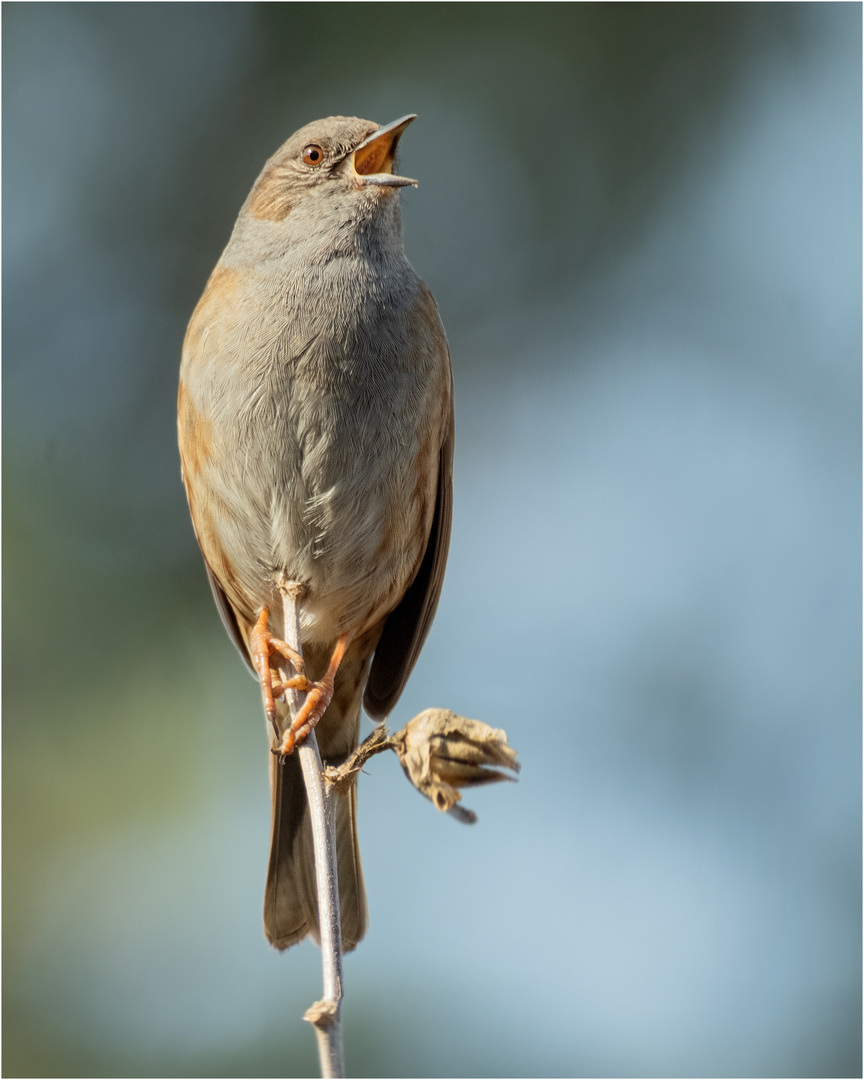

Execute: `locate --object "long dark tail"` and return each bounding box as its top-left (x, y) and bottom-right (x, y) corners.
top-left (264, 746), bottom-right (367, 950)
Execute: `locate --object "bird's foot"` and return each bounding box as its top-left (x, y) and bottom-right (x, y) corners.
top-left (277, 631), bottom-right (352, 755)
top-left (250, 607), bottom-right (312, 739)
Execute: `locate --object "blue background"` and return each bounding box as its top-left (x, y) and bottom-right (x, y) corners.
top-left (4, 4), bottom-right (860, 1076)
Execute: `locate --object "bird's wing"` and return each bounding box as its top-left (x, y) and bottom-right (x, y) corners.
top-left (363, 398), bottom-right (454, 719)
top-left (205, 562), bottom-right (256, 677)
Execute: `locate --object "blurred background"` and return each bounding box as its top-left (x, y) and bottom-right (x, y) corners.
top-left (3, 4), bottom-right (860, 1077)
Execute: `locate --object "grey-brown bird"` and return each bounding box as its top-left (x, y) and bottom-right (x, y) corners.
top-left (177, 115), bottom-right (453, 951)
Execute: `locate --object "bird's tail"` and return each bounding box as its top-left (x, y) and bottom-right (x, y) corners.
top-left (262, 644), bottom-right (371, 951)
top-left (264, 743), bottom-right (367, 951)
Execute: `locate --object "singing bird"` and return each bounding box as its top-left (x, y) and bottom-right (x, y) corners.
top-left (178, 115), bottom-right (453, 950)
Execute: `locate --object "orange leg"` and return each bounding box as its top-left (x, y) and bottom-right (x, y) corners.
top-left (279, 631), bottom-right (352, 755)
top-left (250, 607), bottom-right (312, 738)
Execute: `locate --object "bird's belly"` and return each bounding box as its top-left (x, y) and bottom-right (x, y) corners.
top-left (275, 469), bottom-right (425, 644)
top-left (204, 411), bottom-right (432, 647)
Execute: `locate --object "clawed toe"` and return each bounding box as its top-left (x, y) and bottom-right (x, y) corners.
top-left (279, 683), bottom-right (332, 755)
top-left (251, 607), bottom-right (307, 739)
top-left (272, 674), bottom-right (312, 697)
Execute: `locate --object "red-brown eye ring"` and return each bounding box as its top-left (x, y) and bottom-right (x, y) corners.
top-left (302, 144), bottom-right (324, 167)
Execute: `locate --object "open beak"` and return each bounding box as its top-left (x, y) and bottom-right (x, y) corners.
top-left (352, 114), bottom-right (418, 187)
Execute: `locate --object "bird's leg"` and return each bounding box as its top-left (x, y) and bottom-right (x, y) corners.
top-left (279, 631), bottom-right (353, 755)
top-left (250, 607), bottom-right (312, 739)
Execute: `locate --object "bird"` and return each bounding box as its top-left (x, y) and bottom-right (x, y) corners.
top-left (177, 115), bottom-right (453, 952)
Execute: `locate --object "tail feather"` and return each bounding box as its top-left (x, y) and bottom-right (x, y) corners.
top-left (264, 749), bottom-right (367, 951)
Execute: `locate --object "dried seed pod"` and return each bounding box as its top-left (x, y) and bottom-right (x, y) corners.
top-left (390, 708), bottom-right (520, 822)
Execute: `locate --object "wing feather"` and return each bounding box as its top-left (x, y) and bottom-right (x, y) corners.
top-left (363, 407), bottom-right (454, 719)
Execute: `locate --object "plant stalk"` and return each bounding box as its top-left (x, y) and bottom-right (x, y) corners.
top-left (279, 585), bottom-right (345, 1079)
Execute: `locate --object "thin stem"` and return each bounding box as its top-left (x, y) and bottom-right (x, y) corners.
top-left (278, 586), bottom-right (345, 1079)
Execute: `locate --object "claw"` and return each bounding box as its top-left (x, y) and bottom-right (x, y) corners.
top-left (251, 609), bottom-right (352, 755)
top-left (278, 631), bottom-right (352, 755)
top-left (250, 607), bottom-right (308, 740)
top-left (269, 636), bottom-right (306, 676)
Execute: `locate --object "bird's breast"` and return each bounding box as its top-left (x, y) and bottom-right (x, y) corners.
top-left (179, 254), bottom-right (446, 644)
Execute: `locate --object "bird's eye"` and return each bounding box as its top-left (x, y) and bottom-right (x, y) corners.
top-left (302, 144), bottom-right (324, 167)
